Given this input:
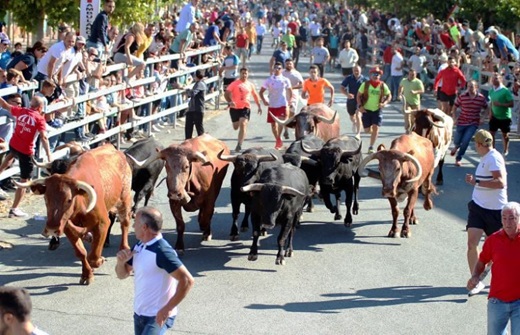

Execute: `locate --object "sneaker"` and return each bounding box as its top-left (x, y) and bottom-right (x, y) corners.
top-left (235, 144), bottom-right (242, 152)
top-left (0, 189), bottom-right (7, 201)
top-left (9, 208), bottom-right (28, 218)
top-left (455, 160), bottom-right (462, 167)
top-left (283, 130), bottom-right (289, 139)
top-left (504, 150), bottom-right (509, 157)
top-left (368, 146), bottom-right (374, 154)
top-left (468, 281), bottom-right (485, 297)
top-left (152, 125), bottom-right (162, 132)
top-left (275, 138), bottom-right (283, 150)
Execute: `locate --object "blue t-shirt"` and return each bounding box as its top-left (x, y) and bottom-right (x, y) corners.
top-left (203, 25), bottom-right (220, 46)
top-left (341, 74), bottom-right (367, 103)
top-left (272, 49), bottom-right (291, 67)
top-left (496, 34), bottom-right (519, 60)
top-left (329, 35), bottom-right (339, 49)
top-left (0, 50), bottom-right (11, 70)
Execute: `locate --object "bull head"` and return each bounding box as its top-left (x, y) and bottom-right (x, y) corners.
top-left (358, 151), bottom-right (423, 184)
top-left (217, 150), bottom-right (277, 164)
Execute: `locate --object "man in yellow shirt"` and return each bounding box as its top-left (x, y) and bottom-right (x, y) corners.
top-left (245, 20), bottom-right (257, 60)
top-left (301, 65), bottom-right (334, 106)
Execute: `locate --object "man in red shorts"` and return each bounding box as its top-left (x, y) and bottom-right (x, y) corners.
top-left (224, 67), bottom-right (262, 152)
top-left (0, 95), bottom-right (52, 218)
top-left (259, 62), bottom-right (292, 149)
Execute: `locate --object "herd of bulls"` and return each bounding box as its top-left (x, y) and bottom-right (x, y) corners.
top-left (14, 102), bottom-right (454, 285)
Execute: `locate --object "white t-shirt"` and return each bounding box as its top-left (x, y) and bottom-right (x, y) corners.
top-left (282, 69), bottom-right (303, 105)
top-left (311, 46), bottom-right (330, 64)
top-left (37, 41), bottom-right (72, 76)
top-left (309, 22), bottom-right (321, 36)
top-left (409, 54), bottom-right (426, 73)
top-left (391, 52), bottom-right (404, 76)
top-left (338, 48), bottom-right (359, 68)
top-left (262, 75), bottom-right (291, 108)
top-left (62, 48), bottom-right (83, 79)
top-left (472, 148), bottom-right (508, 210)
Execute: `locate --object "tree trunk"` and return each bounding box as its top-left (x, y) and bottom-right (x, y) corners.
top-left (35, 15), bottom-right (45, 42)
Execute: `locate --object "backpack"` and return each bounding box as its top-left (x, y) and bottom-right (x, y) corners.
top-left (360, 81), bottom-right (385, 107)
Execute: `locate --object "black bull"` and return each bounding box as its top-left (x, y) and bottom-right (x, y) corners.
top-left (217, 148), bottom-right (283, 241)
top-left (241, 163), bottom-right (310, 265)
top-left (303, 136), bottom-right (362, 226)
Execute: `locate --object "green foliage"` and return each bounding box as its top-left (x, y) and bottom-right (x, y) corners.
top-left (354, 0), bottom-right (520, 30)
top-left (110, 0), bottom-right (158, 28)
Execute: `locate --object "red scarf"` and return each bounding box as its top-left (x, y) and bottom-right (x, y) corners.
top-left (369, 79), bottom-right (381, 88)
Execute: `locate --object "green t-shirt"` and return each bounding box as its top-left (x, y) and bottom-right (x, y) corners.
top-left (489, 86), bottom-right (513, 120)
top-left (399, 78), bottom-right (424, 107)
top-left (281, 34), bottom-right (296, 49)
top-left (359, 82), bottom-right (391, 111)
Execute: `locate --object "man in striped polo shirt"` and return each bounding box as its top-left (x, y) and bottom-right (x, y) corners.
top-left (450, 80), bottom-right (488, 166)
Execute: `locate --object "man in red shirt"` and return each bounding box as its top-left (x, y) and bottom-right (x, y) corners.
top-left (235, 27), bottom-right (249, 68)
top-left (0, 95), bottom-right (52, 218)
top-left (467, 202), bottom-right (520, 334)
top-left (433, 56), bottom-right (466, 116)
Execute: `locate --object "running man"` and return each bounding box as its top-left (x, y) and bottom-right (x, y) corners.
top-left (224, 68), bottom-right (262, 152)
top-left (301, 64), bottom-right (334, 107)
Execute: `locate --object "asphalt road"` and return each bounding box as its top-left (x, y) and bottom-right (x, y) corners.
top-left (1, 36), bottom-right (520, 335)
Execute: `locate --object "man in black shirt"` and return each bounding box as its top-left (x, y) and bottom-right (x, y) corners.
top-left (185, 70), bottom-right (207, 139)
top-left (87, 0), bottom-right (116, 59)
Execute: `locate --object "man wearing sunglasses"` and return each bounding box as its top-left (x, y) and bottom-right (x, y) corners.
top-left (356, 66), bottom-right (391, 154)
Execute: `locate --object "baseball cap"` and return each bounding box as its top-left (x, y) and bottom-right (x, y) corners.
top-left (474, 129), bottom-right (493, 147)
top-left (485, 27), bottom-right (498, 35)
top-left (369, 66), bottom-right (383, 75)
top-left (76, 35), bottom-right (86, 44)
top-left (1, 38), bottom-right (10, 45)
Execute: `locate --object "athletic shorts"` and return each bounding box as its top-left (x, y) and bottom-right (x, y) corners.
top-left (346, 100), bottom-right (358, 116)
top-left (489, 116), bottom-right (511, 134)
top-left (342, 67), bottom-right (353, 76)
top-left (230, 107), bottom-right (251, 123)
top-left (223, 77), bottom-right (236, 90)
top-left (9, 145), bottom-right (34, 180)
top-left (438, 91), bottom-right (457, 106)
top-left (466, 200), bottom-right (502, 236)
top-left (267, 106), bottom-right (287, 123)
top-left (329, 48), bottom-right (338, 58)
top-left (361, 109), bottom-right (383, 128)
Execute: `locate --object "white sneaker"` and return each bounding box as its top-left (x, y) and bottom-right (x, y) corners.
top-left (9, 208), bottom-right (28, 218)
top-left (0, 189), bottom-right (7, 201)
top-left (468, 281), bottom-right (485, 297)
top-left (152, 125), bottom-right (162, 132)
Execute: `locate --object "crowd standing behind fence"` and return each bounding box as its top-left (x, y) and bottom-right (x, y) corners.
top-left (0, 1), bottom-right (519, 198)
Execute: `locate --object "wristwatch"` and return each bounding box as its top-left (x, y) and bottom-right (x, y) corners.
top-left (475, 179), bottom-right (481, 185)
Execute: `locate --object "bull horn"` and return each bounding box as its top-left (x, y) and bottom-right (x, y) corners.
top-left (126, 151), bottom-right (162, 168)
top-left (32, 157), bottom-right (53, 169)
top-left (403, 153), bottom-right (423, 184)
top-left (315, 111), bottom-right (337, 124)
top-left (281, 186), bottom-right (305, 197)
top-left (269, 111), bottom-right (295, 126)
top-left (301, 143), bottom-right (321, 156)
top-left (426, 109), bottom-right (446, 128)
top-left (401, 95), bottom-right (413, 114)
top-left (193, 151), bottom-right (209, 164)
top-left (76, 180), bottom-right (97, 213)
top-left (358, 152), bottom-right (379, 177)
top-left (14, 178), bottom-right (47, 188)
top-left (257, 153), bottom-right (278, 163)
top-left (341, 141), bottom-right (362, 156)
top-left (240, 183), bottom-right (264, 192)
top-left (217, 149), bottom-right (238, 163)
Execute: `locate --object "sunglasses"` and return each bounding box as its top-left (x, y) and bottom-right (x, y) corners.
top-left (371, 73), bottom-right (381, 76)
top-left (275, 66), bottom-right (282, 70)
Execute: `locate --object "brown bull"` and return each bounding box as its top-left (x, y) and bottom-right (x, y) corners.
top-left (358, 133), bottom-right (436, 238)
top-left (17, 144), bottom-right (132, 285)
top-left (270, 103), bottom-right (340, 141)
top-left (130, 134), bottom-right (229, 253)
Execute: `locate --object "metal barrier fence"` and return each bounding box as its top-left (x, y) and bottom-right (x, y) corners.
top-left (0, 45), bottom-right (222, 181)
